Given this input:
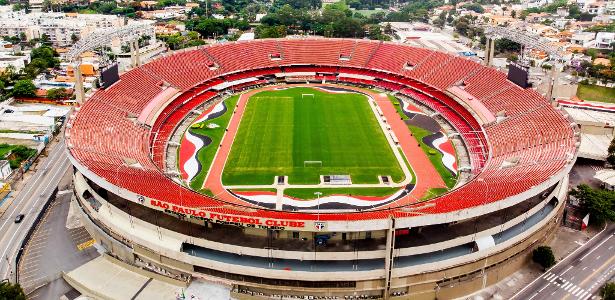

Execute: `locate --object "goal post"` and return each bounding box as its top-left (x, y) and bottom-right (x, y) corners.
top-left (301, 93), bottom-right (315, 99)
top-left (304, 160), bottom-right (322, 168)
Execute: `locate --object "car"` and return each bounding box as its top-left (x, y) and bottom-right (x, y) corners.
top-left (14, 214), bottom-right (24, 223)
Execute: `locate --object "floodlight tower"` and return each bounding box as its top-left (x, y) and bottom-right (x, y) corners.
top-left (482, 26), bottom-right (565, 101)
top-left (66, 23), bottom-right (152, 104)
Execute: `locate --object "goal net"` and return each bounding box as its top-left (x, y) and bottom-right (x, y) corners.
top-left (304, 160), bottom-right (322, 168)
top-left (301, 94), bottom-right (315, 99)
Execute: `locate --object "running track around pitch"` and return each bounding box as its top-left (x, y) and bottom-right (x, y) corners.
top-left (203, 84), bottom-right (446, 207)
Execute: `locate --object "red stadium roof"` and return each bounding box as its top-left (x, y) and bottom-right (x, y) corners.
top-left (66, 38), bottom-right (578, 222)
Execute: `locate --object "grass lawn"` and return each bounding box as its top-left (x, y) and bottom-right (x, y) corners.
top-left (77, 9), bottom-right (98, 14)
top-left (284, 187), bottom-right (400, 200)
top-left (408, 125), bottom-right (457, 189)
top-left (186, 95), bottom-right (240, 190)
top-left (389, 95), bottom-right (408, 120)
top-left (222, 87), bottom-right (405, 185)
top-left (389, 94), bottom-right (457, 189)
top-left (231, 188), bottom-right (277, 193)
top-left (577, 84), bottom-right (615, 103)
top-left (0, 144), bottom-right (17, 158)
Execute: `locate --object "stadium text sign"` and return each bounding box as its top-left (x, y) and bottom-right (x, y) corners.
top-left (150, 200), bottom-right (306, 230)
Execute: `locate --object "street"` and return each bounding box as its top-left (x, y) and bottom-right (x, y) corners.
top-left (0, 139), bottom-right (71, 280)
top-left (513, 224), bottom-right (615, 300)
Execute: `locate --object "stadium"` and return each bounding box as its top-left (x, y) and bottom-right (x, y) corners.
top-left (66, 38), bottom-right (579, 299)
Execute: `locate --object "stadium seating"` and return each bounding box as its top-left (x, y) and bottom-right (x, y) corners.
top-left (67, 38), bottom-right (577, 221)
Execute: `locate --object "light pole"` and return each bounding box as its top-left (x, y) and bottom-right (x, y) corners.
top-left (314, 192), bottom-right (322, 217)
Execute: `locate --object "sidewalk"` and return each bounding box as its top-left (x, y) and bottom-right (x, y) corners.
top-left (463, 225), bottom-right (599, 300)
top-left (0, 136), bottom-right (63, 219)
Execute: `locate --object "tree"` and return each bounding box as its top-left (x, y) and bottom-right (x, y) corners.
top-left (383, 23), bottom-right (393, 35)
top-left (255, 25), bottom-right (288, 38)
top-left (608, 136), bottom-right (615, 166)
top-left (570, 184), bottom-right (615, 225)
top-left (532, 246), bottom-right (556, 270)
top-left (462, 3), bottom-right (484, 13)
top-left (0, 281), bottom-right (26, 300)
top-left (12, 80), bottom-right (37, 97)
top-left (602, 282), bottom-right (615, 300)
top-left (46, 88), bottom-right (68, 100)
top-left (367, 24), bottom-right (383, 40)
top-left (40, 33), bottom-right (51, 45)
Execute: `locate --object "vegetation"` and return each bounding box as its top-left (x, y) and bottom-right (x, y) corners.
top-left (388, 96), bottom-right (456, 189)
top-left (532, 246), bottom-right (556, 270)
top-left (0, 281), bottom-right (26, 300)
top-left (188, 95), bottom-right (240, 190)
top-left (185, 17), bottom-right (249, 39)
top-left (601, 282), bottom-right (615, 300)
top-left (608, 137), bottom-right (615, 166)
top-left (222, 87), bottom-right (405, 185)
top-left (60, 1), bottom-right (136, 17)
top-left (284, 187), bottom-right (400, 200)
top-left (570, 184), bottom-right (615, 225)
top-left (407, 125), bottom-right (457, 189)
top-left (253, 0), bottom-right (437, 40)
top-left (46, 88), bottom-right (69, 100)
top-left (520, 0), bottom-right (595, 21)
top-left (157, 32), bottom-right (206, 50)
top-left (576, 57), bottom-right (615, 85)
top-left (462, 3), bottom-right (484, 13)
top-left (12, 80), bottom-right (36, 98)
top-left (586, 23), bottom-right (615, 33)
top-left (576, 83), bottom-right (615, 103)
top-left (0, 144), bottom-right (37, 169)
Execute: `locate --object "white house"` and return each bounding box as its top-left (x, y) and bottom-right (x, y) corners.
top-left (595, 32), bottom-right (614, 50)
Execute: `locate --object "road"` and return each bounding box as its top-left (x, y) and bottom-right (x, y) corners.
top-left (0, 139), bottom-right (70, 281)
top-left (513, 224), bottom-right (615, 300)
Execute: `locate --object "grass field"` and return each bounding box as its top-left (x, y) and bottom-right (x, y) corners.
top-left (185, 95), bottom-right (240, 190)
top-left (284, 187), bottom-right (400, 200)
top-left (577, 84), bottom-right (615, 103)
top-left (389, 96), bottom-right (457, 189)
top-left (222, 87), bottom-right (405, 185)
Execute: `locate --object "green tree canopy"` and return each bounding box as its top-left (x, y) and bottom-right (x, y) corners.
top-left (0, 281), bottom-right (26, 300)
top-left (12, 80), bottom-right (37, 97)
top-left (608, 136), bottom-right (615, 166)
top-left (46, 87), bottom-right (68, 100)
top-left (570, 184), bottom-right (615, 225)
top-left (532, 246), bottom-right (556, 270)
top-left (602, 282), bottom-right (615, 300)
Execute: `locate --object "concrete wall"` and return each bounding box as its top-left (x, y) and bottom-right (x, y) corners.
top-left (73, 170), bottom-right (567, 299)
top-left (73, 171), bottom-right (566, 263)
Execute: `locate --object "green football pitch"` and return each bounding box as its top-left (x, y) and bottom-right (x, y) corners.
top-left (221, 87), bottom-right (406, 185)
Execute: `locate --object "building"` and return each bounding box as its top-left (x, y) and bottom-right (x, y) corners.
top-left (0, 160), bottom-right (11, 180)
top-left (571, 31), bottom-right (596, 47)
top-left (67, 39), bottom-right (578, 300)
top-left (0, 53), bottom-right (30, 71)
top-left (594, 32), bottom-right (615, 50)
top-left (594, 170), bottom-right (615, 191)
top-left (0, 12), bottom-right (124, 46)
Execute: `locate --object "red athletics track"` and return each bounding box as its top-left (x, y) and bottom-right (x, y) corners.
top-left (202, 84), bottom-right (447, 208)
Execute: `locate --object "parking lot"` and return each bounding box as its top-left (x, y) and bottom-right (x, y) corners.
top-left (17, 170), bottom-right (99, 296)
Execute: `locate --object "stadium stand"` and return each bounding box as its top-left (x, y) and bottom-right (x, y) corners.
top-left (67, 38), bottom-right (578, 221)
